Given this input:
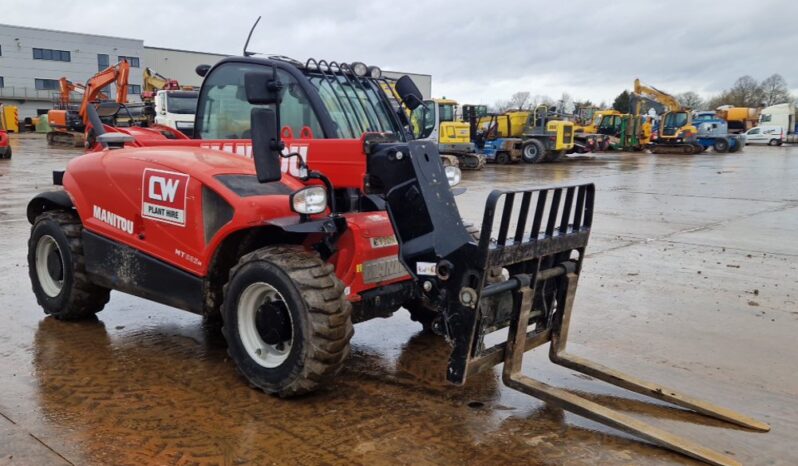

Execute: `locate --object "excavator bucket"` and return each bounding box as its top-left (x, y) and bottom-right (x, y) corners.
top-left (375, 140), bottom-right (769, 466)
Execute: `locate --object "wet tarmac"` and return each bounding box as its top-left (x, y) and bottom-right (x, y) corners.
top-left (1, 133), bottom-right (796, 465)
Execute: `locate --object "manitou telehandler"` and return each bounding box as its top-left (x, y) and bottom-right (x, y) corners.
top-left (27, 52), bottom-right (767, 465)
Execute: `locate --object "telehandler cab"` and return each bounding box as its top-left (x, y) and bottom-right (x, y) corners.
top-left (27, 54), bottom-right (767, 465)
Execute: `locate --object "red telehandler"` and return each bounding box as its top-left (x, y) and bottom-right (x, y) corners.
top-left (27, 54), bottom-right (767, 465)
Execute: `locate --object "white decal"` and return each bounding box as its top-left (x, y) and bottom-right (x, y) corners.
top-left (93, 205), bottom-right (134, 234)
top-left (175, 248), bottom-right (202, 266)
top-left (370, 235), bottom-right (398, 249)
top-left (416, 262), bottom-right (437, 276)
top-left (200, 142), bottom-right (311, 179)
top-left (142, 168), bottom-right (190, 226)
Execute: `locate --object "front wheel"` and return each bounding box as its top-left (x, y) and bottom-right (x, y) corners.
top-left (496, 152), bottom-right (511, 165)
top-left (522, 140), bottom-right (546, 163)
top-left (222, 246), bottom-right (353, 397)
top-left (713, 138), bottom-right (729, 153)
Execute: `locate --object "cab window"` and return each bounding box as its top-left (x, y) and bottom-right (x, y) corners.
top-left (196, 63), bottom-right (323, 140)
top-left (410, 100), bottom-right (435, 139)
top-left (438, 103), bottom-right (455, 122)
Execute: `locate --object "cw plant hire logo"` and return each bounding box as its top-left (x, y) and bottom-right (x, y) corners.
top-left (141, 168), bottom-right (189, 226)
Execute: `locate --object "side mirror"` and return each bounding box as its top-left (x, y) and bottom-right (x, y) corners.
top-left (251, 107), bottom-right (283, 183)
top-left (244, 71), bottom-right (284, 105)
top-left (195, 64), bottom-right (211, 77)
top-left (395, 75), bottom-right (423, 110)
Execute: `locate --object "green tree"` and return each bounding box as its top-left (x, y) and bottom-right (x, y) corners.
top-left (612, 90), bottom-right (631, 113)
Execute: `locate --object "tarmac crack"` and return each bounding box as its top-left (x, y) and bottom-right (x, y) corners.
top-left (0, 409), bottom-right (75, 465)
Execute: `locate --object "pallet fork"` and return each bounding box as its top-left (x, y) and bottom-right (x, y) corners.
top-left (371, 140), bottom-right (769, 466)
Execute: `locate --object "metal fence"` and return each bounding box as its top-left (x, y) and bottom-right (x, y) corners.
top-left (0, 87), bottom-right (56, 101)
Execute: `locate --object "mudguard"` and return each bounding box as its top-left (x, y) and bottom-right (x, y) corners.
top-left (27, 190), bottom-right (73, 224)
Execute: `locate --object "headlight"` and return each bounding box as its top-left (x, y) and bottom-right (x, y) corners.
top-left (291, 186), bottom-right (327, 214)
top-left (444, 166), bottom-right (461, 187)
top-left (367, 66), bottom-right (382, 79)
top-left (350, 62), bottom-right (368, 77)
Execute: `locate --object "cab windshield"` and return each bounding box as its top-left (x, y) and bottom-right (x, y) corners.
top-left (166, 92), bottom-right (199, 115)
top-left (663, 112), bottom-right (688, 135)
top-left (307, 74), bottom-right (403, 139)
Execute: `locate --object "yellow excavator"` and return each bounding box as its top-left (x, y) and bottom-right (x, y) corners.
top-left (409, 98), bottom-right (486, 169)
top-left (633, 79), bottom-right (703, 154)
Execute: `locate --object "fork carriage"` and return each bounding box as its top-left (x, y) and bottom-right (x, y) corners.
top-left (375, 140), bottom-right (768, 466)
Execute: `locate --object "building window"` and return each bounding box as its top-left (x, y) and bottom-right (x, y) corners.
top-left (33, 48), bottom-right (71, 62)
top-left (35, 78), bottom-right (60, 90)
top-left (0, 77), bottom-right (4, 88)
top-left (97, 53), bottom-right (109, 71)
top-left (118, 56), bottom-right (140, 68)
top-left (128, 84), bottom-right (142, 95)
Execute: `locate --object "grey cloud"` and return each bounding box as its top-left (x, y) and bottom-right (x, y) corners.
top-left (5, 0), bottom-right (798, 104)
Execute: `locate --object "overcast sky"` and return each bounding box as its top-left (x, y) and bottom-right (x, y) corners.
top-left (4, 0), bottom-right (798, 105)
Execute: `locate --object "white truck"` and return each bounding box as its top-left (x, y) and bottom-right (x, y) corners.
top-left (154, 90), bottom-right (199, 137)
top-left (759, 103), bottom-right (796, 143)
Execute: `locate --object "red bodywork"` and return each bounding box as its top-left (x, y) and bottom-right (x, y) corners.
top-left (0, 130), bottom-right (8, 148)
top-left (65, 135), bottom-right (408, 302)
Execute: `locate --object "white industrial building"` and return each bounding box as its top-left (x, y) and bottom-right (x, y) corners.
top-left (0, 23), bottom-right (431, 120)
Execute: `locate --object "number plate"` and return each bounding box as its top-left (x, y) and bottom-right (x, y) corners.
top-left (362, 256), bottom-right (408, 284)
top-left (369, 235), bottom-right (398, 249)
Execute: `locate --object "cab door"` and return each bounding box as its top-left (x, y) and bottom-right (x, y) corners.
top-left (746, 128), bottom-right (762, 143)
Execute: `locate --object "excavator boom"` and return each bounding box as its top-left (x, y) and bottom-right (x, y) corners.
top-left (633, 78), bottom-right (684, 113)
top-left (78, 60), bottom-right (130, 120)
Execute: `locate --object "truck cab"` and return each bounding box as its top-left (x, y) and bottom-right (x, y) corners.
top-left (154, 90), bottom-right (199, 137)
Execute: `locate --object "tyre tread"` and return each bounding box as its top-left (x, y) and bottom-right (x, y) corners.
top-left (222, 245), bottom-right (352, 397)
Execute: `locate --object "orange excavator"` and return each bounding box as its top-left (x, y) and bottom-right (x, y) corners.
top-left (47, 60), bottom-right (130, 147)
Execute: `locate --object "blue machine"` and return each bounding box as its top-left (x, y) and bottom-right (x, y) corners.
top-left (693, 114), bottom-right (745, 153)
top-left (475, 137), bottom-right (523, 164)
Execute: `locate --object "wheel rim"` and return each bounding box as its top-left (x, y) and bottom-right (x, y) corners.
top-left (524, 144), bottom-right (538, 159)
top-left (35, 235), bottom-right (64, 297)
top-left (237, 282), bottom-right (294, 368)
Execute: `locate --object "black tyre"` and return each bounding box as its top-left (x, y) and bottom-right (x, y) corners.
top-left (768, 139), bottom-right (779, 146)
top-left (28, 210), bottom-right (110, 320)
top-left (522, 139), bottom-right (546, 164)
top-left (222, 245), bottom-right (352, 397)
top-left (496, 152), bottom-right (510, 165)
top-left (713, 138), bottom-right (729, 153)
top-left (545, 150), bottom-right (566, 162)
top-left (405, 223), bottom-right (480, 332)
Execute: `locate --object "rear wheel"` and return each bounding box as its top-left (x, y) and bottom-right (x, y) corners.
top-left (522, 139), bottom-right (546, 164)
top-left (28, 211), bottom-right (110, 320)
top-left (222, 245), bottom-right (352, 396)
top-left (545, 150), bottom-right (566, 162)
top-left (713, 138), bottom-right (729, 153)
top-left (768, 139), bottom-right (779, 146)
